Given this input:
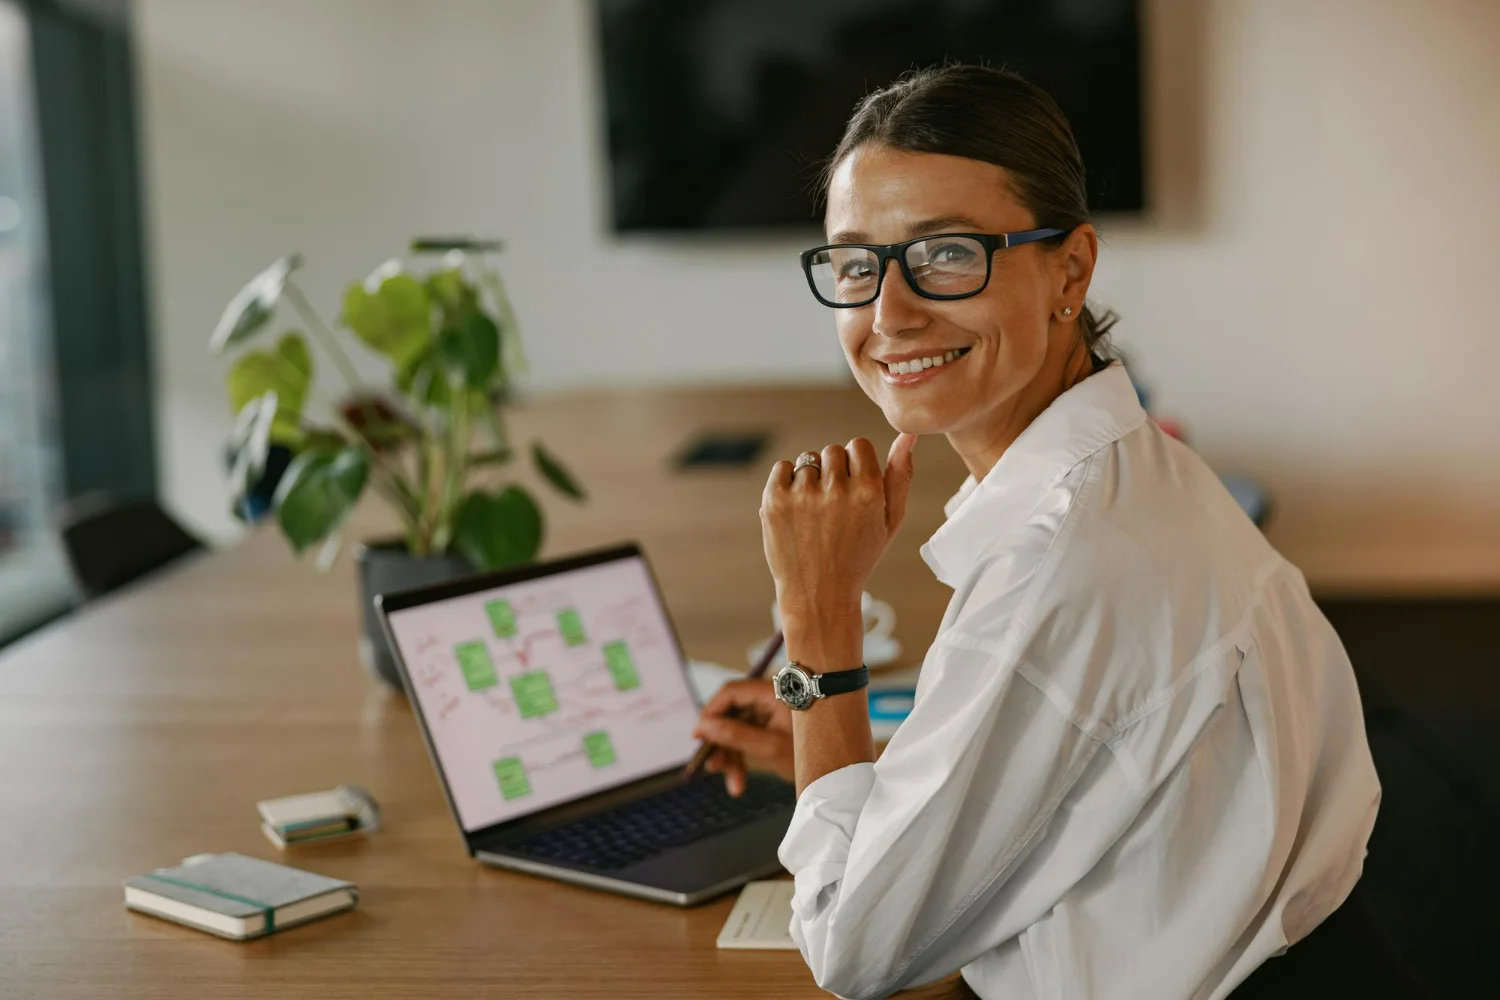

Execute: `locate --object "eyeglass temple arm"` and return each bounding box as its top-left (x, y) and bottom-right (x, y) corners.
top-left (1003, 227), bottom-right (1069, 248)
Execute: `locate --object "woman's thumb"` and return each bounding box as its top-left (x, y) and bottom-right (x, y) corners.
top-left (884, 433), bottom-right (917, 534)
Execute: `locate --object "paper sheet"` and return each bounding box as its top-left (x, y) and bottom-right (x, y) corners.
top-left (716, 880), bottom-right (798, 950)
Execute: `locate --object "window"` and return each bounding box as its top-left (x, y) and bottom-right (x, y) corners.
top-left (0, 0), bottom-right (72, 641)
top-left (0, 0), bottom-right (155, 643)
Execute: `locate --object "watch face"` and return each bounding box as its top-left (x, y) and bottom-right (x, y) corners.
top-left (774, 665), bottom-right (815, 711)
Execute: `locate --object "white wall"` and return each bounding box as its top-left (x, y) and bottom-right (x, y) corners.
top-left (135, 0), bottom-right (1500, 589)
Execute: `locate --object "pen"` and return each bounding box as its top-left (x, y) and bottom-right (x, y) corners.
top-left (684, 630), bottom-right (784, 780)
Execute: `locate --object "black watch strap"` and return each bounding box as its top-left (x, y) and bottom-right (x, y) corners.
top-left (816, 665), bottom-right (870, 697)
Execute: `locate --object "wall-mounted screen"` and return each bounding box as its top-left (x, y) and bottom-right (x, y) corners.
top-left (596, 0), bottom-right (1144, 231)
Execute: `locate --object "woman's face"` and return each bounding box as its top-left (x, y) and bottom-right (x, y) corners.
top-left (824, 144), bottom-right (1090, 443)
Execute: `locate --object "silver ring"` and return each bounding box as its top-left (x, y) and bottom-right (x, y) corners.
top-left (792, 451), bottom-right (822, 475)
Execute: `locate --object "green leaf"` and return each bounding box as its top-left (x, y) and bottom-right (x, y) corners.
top-left (342, 271), bottom-right (432, 369)
top-left (300, 428), bottom-right (351, 452)
top-left (273, 446), bottom-right (370, 554)
top-left (480, 262), bottom-right (526, 376)
top-left (225, 331), bottom-right (312, 444)
top-left (210, 253), bottom-right (302, 352)
top-left (396, 343), bottom-right (452, 408)
top-left (531, 442), bottom-right (585, 500)
top-left (436, 309), bottom-right (500, 387)
top-left (452, 485), bottom-right (543, 570)
top-left (426, 267), bottom-right (479, 316)
top-left (226, 390), bottom-right (279, 507)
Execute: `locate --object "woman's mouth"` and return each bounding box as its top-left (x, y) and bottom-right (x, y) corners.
top-left (877, 347), bottom-right (971, 385)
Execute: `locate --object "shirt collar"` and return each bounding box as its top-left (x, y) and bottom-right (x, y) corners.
top-left (921, 362), bottom-right (1148, 586)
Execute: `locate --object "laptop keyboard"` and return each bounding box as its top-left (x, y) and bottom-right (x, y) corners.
top-left (511, 774), bottom-right (794, 871)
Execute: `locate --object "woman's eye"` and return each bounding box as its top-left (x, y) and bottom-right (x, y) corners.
top-left (839, 260), bottom-right (875, 280)
top-left (931, 243), bottom-right (976, 263)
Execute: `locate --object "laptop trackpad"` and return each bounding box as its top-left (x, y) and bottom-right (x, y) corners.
top-left (612, 810), bottom-right (792, 894)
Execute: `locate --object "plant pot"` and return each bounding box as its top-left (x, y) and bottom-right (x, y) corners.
top-left (355, 539), bottom-right (473, 692)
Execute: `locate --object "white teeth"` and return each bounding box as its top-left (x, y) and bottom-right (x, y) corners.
top-left (885, 350), bottom-right (968, 375)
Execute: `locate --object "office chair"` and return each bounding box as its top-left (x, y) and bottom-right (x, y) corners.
top-left (58, 494), bottom-right (204, 600)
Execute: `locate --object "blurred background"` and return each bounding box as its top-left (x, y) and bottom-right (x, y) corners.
top-left (0, 0), bottom-right (1496, 991)
top-left (8, 0), bottom-right (1498, 586)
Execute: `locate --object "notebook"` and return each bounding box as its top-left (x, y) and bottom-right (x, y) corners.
top-left (258, 784), bottom-right (381, 849)
top-left (123, 852), bottom-right (357, 940)
top-left (716, 879), bottom-right (798, 949)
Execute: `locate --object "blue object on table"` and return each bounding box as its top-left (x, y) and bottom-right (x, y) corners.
top-left (1219, 474), bottom-right (1272, 529)
top-left (869, 688), bottom-right (916, 740)
top-left (869, 689), bottom-right (915, 722)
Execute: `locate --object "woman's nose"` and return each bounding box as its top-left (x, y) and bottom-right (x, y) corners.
top-left (871, 258), bottom-right (930, 339)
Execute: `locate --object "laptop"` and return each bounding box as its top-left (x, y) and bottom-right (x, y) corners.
top-left (376, 543), bottom-right (796, 906)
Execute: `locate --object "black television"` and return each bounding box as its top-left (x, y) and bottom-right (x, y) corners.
top-left (595, 0), bottom-right (1144, 232)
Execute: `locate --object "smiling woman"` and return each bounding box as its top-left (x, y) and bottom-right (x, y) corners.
top-left (812, 68), bottom-right (1120, 477)
top-left (692, 65), bottom-right (1411, 1000)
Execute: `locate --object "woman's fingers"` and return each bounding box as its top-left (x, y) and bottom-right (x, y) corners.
top-left (790, 449), bottom-right (821, 491)
top-left (884, 432), bottom-right (918, 535)
top-left (761, 436), bottom-right (904, 629)
top-left (724, 760), bottom-right (748, 798)
top-left (699, 678), bottom-right (777, 721)
top-left (820, 443), bottom-right (850, 488)
top-left (847, 437), bottom-right (880, 484)
top-left (706, 749), bottom-right (748, 797)
top-left (764, 459), bottom-right (793, 503)
top-left (695, 713), bottom-right (789, 760)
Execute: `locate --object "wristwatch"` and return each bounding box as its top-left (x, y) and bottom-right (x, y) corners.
top-left (772, 662), bottom-right (870, 711)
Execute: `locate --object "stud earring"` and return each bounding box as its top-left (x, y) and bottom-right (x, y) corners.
top-left (1062, 306), bottom-right (1074, 317)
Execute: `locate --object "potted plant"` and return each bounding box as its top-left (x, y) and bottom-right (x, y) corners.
top-left (213, 238), bottom-right (584, 689)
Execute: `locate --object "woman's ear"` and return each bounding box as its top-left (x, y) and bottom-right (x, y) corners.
top-left (1055, 223), bottom-right (1099, 320)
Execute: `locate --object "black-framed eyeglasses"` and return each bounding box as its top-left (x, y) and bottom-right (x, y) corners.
top-left (799, 228), bottom-right (1067, 308)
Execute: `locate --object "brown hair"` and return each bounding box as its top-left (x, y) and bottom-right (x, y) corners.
top-left (824, 64), bottom-right (1118, 365)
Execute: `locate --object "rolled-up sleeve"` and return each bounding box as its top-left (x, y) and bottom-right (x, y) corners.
top-left (775, 631), bottom-right (1129, 1000)
top-left (780, 762), bottom-right (878, 914)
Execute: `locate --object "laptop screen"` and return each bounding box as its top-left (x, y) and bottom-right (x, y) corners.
top-left (384, 552), bottom-right (701, 833)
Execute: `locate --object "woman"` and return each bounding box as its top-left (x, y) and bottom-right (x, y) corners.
top-left (694, 66), bottom-right (1392, 999)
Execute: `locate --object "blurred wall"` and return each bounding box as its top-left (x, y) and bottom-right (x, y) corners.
top-left (135, 0), bottom-right (1500, 590)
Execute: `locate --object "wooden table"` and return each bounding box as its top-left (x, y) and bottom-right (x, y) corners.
top-left (0, 386), bottom-right (974, 998)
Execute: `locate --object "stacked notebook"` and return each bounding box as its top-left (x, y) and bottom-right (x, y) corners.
top-left (716, 880), bottom-right (798, 949)
top-left (123, 852), bottom-right (357, 940)
top-left (257, 784), bottom-right (381, 849)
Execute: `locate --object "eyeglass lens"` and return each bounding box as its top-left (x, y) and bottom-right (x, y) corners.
top-left (807, 236), bottom-right (989, 305)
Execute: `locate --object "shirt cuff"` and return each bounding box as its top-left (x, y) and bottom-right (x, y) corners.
top-left (778, 763), bottom-right (878, 910)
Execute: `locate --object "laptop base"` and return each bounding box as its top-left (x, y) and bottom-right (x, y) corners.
top-left (477, 809), bottom-right (793, 907)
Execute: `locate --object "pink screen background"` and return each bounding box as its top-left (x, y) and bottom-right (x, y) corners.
top-left (386, 557), bottom-right (700, 831)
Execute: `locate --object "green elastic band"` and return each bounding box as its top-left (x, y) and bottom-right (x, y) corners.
top-left (144, 873), bottom-right (276, 934)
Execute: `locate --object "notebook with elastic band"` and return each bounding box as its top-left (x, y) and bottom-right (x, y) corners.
top-left (123, 852), bottom-right (357, 940)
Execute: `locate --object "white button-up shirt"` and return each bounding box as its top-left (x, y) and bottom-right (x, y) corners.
top-left (778, 362), bottom-right (1380, 1000)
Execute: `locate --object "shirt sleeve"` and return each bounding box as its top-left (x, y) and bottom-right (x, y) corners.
top-left (777, 631), bottom-right (1128, 1000)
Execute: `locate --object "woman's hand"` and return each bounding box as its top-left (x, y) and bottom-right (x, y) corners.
top-left (761, 434), bottom-right (918, 630)
top-left (693, 679), bottom-right (794, 796)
